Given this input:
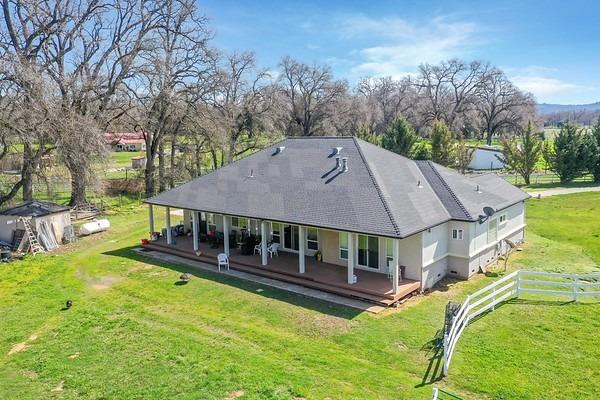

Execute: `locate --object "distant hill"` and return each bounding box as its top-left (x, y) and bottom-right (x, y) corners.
top-left (537, 102), bottom-right (600, 114)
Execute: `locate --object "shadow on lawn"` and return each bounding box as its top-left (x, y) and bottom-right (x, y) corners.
top-left (102, 245), bottom-right (362, 319)
top-left (416, 328), bottom-right (444, 387)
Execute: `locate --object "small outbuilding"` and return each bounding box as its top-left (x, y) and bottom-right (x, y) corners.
top-left (0, 201), bottom-right (72, 248)
top-left (131, 155), bottom-right (146, 169)
top-left (468, 146), bottom-right (505, 170)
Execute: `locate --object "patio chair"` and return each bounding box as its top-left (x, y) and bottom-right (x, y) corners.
top-left (267, 242), bottom-right (280, 258)
top-left (253, 242), bottom-right (262, 255)
top-left (217, 253), bottom-right (229, 272)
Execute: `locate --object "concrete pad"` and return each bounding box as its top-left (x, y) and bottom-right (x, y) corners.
top-left (132, 248), bottom-right (386, 314)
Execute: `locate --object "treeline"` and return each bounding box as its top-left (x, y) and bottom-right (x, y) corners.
top-left (0, 0), bottom-right (537, 205)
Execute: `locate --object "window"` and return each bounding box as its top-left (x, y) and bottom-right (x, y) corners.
top-left (386, 238), bottom-right (394, 265)
top-left (271, 223), bottom-right (281, 243)
top-left (306, 228), bottom-right (319, 250)
top-left (231, 216), bottom-right (247, 229)
top-left (452, 229), bottom-right (464, 240)
top-left (207, 213), bottom-right (217, 232)
top-left (499, 214), bottom-right (507, 225)
top-left (339, 232), bottom-right (348, 259)
top-left (358, 234), bottom-right (379, 269)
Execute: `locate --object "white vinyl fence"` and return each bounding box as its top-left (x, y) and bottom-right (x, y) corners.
top-left (442, 270), bottom-right (600, 376)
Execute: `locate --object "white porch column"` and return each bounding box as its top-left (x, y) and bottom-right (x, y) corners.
top-left (260, 220), bottom-right (268, 265)
top-left (223, 215), bottom-right (231, 256)
top-left (192, 211), bottom-right (199, 252)
top-left (165, 207), bottom-right (172, 245)
top-left (148, 204), bottom-right (154, 235)
top-left (298, 226), bottom-right (306, 273)
top-left (392, 238), bottom-right (400, 294)
top-left (347, 232), bottom-right (355, 284)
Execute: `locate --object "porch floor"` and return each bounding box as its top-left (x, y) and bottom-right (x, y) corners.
top-left (142, 236), bottom-right (420, 306)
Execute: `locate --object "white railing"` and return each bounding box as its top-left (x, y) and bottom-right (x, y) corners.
top-left (442, 270), bottom-right (600, 376)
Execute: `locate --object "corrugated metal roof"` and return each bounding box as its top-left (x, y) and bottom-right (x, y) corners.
top-left (0, 201), bottom-right (70, 217)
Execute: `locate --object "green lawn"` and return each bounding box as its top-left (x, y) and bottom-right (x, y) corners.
top-left (0, 194), bottom-right (598, 399)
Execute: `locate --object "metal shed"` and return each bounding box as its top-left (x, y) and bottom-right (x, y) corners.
top-left (0, 201), bottom-right (72, 247)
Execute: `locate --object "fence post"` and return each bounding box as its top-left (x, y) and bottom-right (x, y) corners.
top-left (572, 274), bottom-right (579, 302)
top-left (515, 270), bottom-right (520, 298)
top-left (492, 285), bottom-right (497, 310)
top-left (442, 332), bottom-right (449, 376)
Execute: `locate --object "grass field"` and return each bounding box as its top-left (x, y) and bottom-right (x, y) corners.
top-left (0, 194), bottom-right (598, 399)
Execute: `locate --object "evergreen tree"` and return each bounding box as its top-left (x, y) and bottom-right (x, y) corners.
top-left (382, 115), bottom-right (418, 157)
top-left (354, 123), bottom-right (381, 145)
top-left (544, 121), bottom-right (590, 183)
top-left (412, 142), bottom-right (432, 160)
top-left (431, 119), bottom-right (455, 166)
top-left (500, 121), bottom-right (542, 185)
top-left (455, 133), bottom-right (475, 173)
top-left (591, 119), bottom-right (600, 182)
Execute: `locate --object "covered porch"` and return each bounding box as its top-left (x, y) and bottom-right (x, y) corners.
top-left (145, 205), bottom-right (421, 306)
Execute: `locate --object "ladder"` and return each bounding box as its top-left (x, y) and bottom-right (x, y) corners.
top-left (17, 217), bottom-right (44, 254)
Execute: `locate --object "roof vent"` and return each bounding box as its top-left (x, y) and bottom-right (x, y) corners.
top-left (248, 169), bottom-right (254, 178)
top-left (331, 147), bottom-right (343, 156)
top-left (335, 156), bottom-right (341, 170)
top-left (341, 157), bottom-right (348, 172)
top-left (273, 146), bottom-right (285, 155)
top-left (476, 184), bottom-right (482, 193)
top-left (417, 180), bottom-right (423, 188)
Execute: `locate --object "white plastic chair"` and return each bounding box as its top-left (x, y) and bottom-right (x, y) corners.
top-left (217, 253), bottom-right (229, 272)
top-left (253, 242), bottom-right (262, 255)
top-left (267, 242), bottom-right (280, 258)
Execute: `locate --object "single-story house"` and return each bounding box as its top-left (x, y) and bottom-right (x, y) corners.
top-left (0, 201), bottom-right (72, 246)
top-left (143, 137), bottom-right (528, 305)
top-left (105, 132), bottom-right (146, 152)
top-left (468, 146), bottom-right (505, 170)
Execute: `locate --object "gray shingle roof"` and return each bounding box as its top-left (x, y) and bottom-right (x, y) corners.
top-left (0, 201), bottom-right (70, 217)
top-left (146, 137), bottom-right (529, 238)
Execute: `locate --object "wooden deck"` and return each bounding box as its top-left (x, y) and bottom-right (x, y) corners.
top-left (142, 236), bottom-right (421, 306)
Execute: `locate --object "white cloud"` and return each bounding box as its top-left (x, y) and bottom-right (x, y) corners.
top-left (506, 66), bottom-right (586, 102)
top-left (334, 14), bottom-right (482, 78)
top-left (511, 76), bottom-right (578, 98)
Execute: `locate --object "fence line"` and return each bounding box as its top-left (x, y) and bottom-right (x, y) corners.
top-left (442, 270), bottom-right (600, 376)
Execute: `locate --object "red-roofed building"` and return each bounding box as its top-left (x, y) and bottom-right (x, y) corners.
top-left (105, 132), bottom-right (146, 152)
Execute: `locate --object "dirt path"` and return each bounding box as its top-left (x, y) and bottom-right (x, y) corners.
top-left (528, 185), bottom-right (600, 197)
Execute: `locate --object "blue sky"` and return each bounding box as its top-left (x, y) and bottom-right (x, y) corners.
top-left (200, 0), bottom-right (599, 104)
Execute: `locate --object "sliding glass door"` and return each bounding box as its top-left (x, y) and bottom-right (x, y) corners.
top-left (283, 224), bottom-right (299, 251)
top-left (357, 234), bottom-right (379, 269)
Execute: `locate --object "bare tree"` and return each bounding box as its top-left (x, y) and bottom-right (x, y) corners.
top-left (415, 59), bottom-right (488, 133)
top-left (0, 0), bottom-right (66, 203)
top-left (476, 68), bottom-right (536, 145)
top-left (125, 0), bottom-right (213, 196)
top-left (357, 76), bottom-right (414, 133)
top-left (278, 56), bottom-right (347, 136)
top-left (39, 0), bottom-right (161, 205)
top-left (204, 51), bottom-right (279, 166)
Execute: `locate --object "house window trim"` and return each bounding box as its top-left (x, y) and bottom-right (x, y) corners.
top-left (357, 234), bottom-right (380, 270)
top-left (306, 227), bottom-right (319, 251)
top-left (206, 213), bottom-right (217, 232)
top-left (339, 232), bottom-right (348, 260)
top-left (499, 214), bottom-right (507, 225)
top-left (452, 228), bottom-right (464, 240)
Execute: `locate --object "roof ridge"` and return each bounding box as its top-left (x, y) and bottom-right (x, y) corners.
top-left (422, 161), bottom-right (472, 220)
top-left (353, 137), bottom-right (401, 236)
